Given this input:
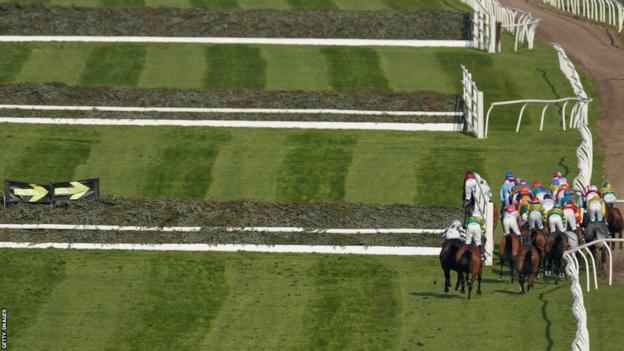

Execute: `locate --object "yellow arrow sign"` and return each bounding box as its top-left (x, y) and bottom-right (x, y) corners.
top-left (54, 182), bottom-right (90, 200)
top-left (13, 184), bottom-right (49, 202)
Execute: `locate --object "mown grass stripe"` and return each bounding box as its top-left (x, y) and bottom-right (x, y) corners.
top-left (321, 47), bottom-right (389, 92)
top-left (302, 255), bottom-right (400, 350)
top-left (190, 0), bottom-right (238, 8)
top-left (345, 133), bottom-right (418, 205)
top-left (287, 0), bottom-right (336, 9)
top-left (262, 46), bottom-right (329, 91)
top-left (238, 0), bottom-right (289, 9)
top-left (0, 44), bottom-right (30, 83)
top-left (203, 46), bottom-right (266, 90)
top-left (277, 131), bottom-right (357, 202)
top-left (113, 253), bottom-right (228, 350)
top-left (139, 45), bottom-right (205, 88)
top-left (145, 0), bottom-right (191, 7)
top-left (207, 130), bottom-right (288, 201)
top-left (7, 129), bottom-right (99, 183)
top-left (142, 128), bottom-right (231, 198)
top-left (80, 45), bottom-right (146, 86)
top-left (334, 0), bottom-right (386, 10)
top-left (15, 44), bottom-right (89, 85)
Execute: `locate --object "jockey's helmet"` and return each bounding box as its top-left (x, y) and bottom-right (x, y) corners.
top-left (465, 171), bottom-right (475, 179)
top-left (531, 197), bottom-right (540, 203)
top-left (505, 171), bottom-right (514, 179)
top-left (552, 179), bottom-right (560, 186)
top-left (532, 181), bottom-right (542, 187)
top-left (554, 171), bottom-right (562, 177)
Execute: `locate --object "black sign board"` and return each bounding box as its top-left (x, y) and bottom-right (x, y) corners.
top-left (4, 181), bottom-right (53, 203)
top-left (4, 179), bottom-right (100, 204)
top-left (52, 179), bottom-right (100, 201)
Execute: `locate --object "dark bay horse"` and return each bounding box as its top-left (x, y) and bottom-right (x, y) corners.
top-left (499, 234), bottom-right (520, 282)
top-left (606, 206), bottom-right (624, 249)
top-left (456, 244), bottom-right (483, 299)
top-left (516, 245), bottom-right (539, 293)
top-left (544, 231), bottom-right (568, 283)
top-left (440, 238), bottom-right (464, 293)
top-left (584, 222), bottom-right (610, 270)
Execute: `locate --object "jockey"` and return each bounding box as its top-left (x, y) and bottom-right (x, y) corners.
top-left (503, 171), bottom-right (515, 185)
top-left (563, 200), bottom-right (580, 231)
top-left (527, 197), bottom-right (545, 230)
top-left (587, 197), bottom-right (606, 223)
top-left (547, 205), bottom-right (566, 233)
top-left (531, 181), bottom-right (548, 201)
top-left (465, 210), bottom-right (485, 247)
top-left (442, 220), bottom-right (466, 242)
top-left (514, 187), bottom-right (532, 221)
top-left (552, 171), bottom-right (568, 185)
top-left (601, 182), bottom-right (617, 208)
top-left (550, 179), bottom-right (560, 199)
top-left (542, 193), bottom-right (556, 214)
top-left (463, 171), bottom-right (477, 207)
top-left (559, 189), bottom-right (575, 207)
top-left (583, 185), bottom-right (601, 205)
top-left (502, 205), bottom-right (521, 236)
top-left (556, 183), bottom-right (570, 205)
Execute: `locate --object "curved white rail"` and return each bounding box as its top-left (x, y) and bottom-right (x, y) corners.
top-left (563, 238), bottom-right (624, 351)
top-left (542, 0), bottom-right (624, 32)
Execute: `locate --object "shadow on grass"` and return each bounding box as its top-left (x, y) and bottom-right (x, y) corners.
top-left (410, 291), bottom-right (464, 299)
top-left (540, 285), bottom-right (565, 351)
top-left (493, 289), bottom-right (520, 295)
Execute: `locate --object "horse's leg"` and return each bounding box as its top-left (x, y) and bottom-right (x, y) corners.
top-left (444, 267), bottom-right (451, 293)
top-left (454, 271), bottom-right (461, 291)
top-left (620, 230), bottom-right (623, 250)
top-left (499, 256), bottom-right (505, 281)
top-left (477, 272), bottom-right (482, 295)
top-left (467, 272), bottom-right (473, 300)
top-left (459, 271), bottom-right (466, 294)
top-left (510, 255), bottom-right (516, 283)
top-left (519, 273), bottom-right (525, 294)
top-left (537, 248), bottom-right (544, 278)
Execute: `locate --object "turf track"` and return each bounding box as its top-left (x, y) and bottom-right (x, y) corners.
top-left (1, 249), bottom-right (622, 350)
top-left (0, 0), bottom-right (469, 10)
top-left (0, 38), bottom-right (603, 205)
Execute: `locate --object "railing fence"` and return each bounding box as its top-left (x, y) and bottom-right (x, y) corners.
top-left (542, 0), bottom-right (624, 32)
top-left (462, 65), bottom-right (486, 138)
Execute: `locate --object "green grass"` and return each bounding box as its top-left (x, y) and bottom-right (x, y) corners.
top-left (0, 38), bottom-right (605, 205)
top-left (80, 45), bottom-right (146, 86)
top-left (321, 47), bottom-right (390, 92)
top-left (0, 44), bottom-right (30, 82)
top-left (0, 125), bottom-right (587, 207)
top-left (1, 248), bottom-right (622, 350)
top-left (203, 46), bottom-right (266, 90)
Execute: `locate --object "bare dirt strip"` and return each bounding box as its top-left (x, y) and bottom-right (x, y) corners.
top-left (501, 0), bottom-right (624, 280)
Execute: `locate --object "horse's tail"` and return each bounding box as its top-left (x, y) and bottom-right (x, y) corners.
top-left (523, 249), bottom-right (533, 274)
top-left (460, 249), bottom-right (472, 267)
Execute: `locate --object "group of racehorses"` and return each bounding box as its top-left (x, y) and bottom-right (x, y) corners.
top-left (440, 181), bottom-right (624, 299)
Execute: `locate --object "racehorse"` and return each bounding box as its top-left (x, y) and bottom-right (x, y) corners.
top-left (584, 222), bottom-right (610, 270)
top-left (544, 231), bottom-right (568, 283)
top-left (516, 244), bottom-right (539, 293)
top-left (606, 206), bottom-right (624, 249)
top-left (455, 244), bottom-right (482, 299)
top-left (498, 234), bottom-right (520, 282)
top-left (440, 238), bottom-right (465, 293)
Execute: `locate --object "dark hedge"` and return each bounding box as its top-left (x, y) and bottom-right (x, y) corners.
top-left (0, 195), bottom-right (462, 229)
top-left (0, 5), bottom-right (471, 40)
top-left (0, 83), bottom-right (462, 112)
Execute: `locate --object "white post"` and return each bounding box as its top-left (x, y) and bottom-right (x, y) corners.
top-left (485, 201), bottom-right (494, 266)
top-left (477, 91), bottom-right (485, 138)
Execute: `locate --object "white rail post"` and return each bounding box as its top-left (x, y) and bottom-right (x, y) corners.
top-left (485, 201), bottom-right (494, 266)
top-left (477, 91), bottom-right (485, 138)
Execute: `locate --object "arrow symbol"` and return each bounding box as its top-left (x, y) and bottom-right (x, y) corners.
top-left (54, 182), bottom-right (90, 200)
top-left (13, 184), bottom-right (49, 202)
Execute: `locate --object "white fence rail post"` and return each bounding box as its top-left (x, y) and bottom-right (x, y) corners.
top-left (542, 0), bottom-right (624, 32)
top-left (472, 172), bottom-right (494, 266)
top-left (459, 0), bottom-right (541, 51)
top-left (462, 65), bottom-right (486, 139)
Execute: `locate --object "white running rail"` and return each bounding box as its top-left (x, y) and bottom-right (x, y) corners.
top-left (483, 44), bottom-right (593, 192)
top-left (542, 0), bottom-right (624, 32)
top-left (459, 0), bottom-right (541, 51)
top-left (472, 172), bottom-right (495, 266)
top-left (563, 238), bottom-right (624, 351)
top-left (462, 65), bottom-right (486, 138)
